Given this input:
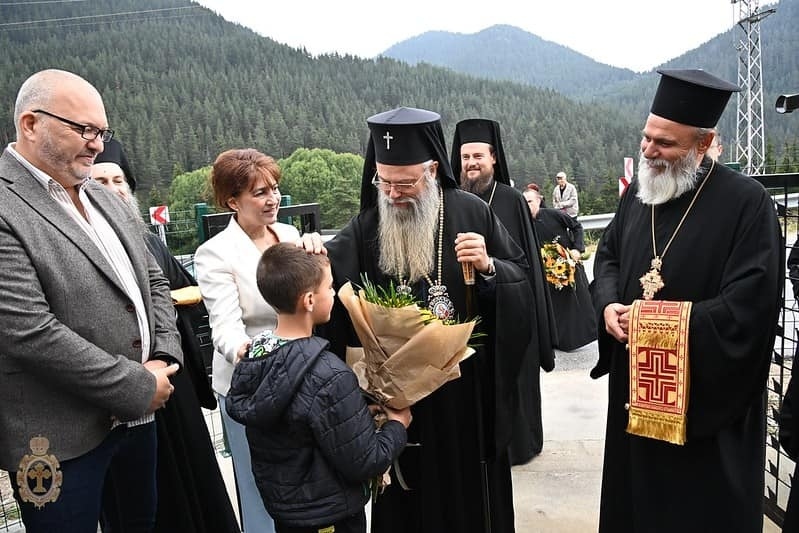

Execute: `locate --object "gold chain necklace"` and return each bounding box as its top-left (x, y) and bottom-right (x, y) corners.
top-left (639, 159), bottom-right (715, 300)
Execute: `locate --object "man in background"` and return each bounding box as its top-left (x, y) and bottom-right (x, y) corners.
top-left (0, 69), bottom-right (181, 533)
top-left (92, 139), bottom-right (241, 533)
top-left (524, 183), bottom-right (595, 352)
top-left (551, 170), bottom-right (579, 219)
top-left (450, 117), bottom-right (555, 465)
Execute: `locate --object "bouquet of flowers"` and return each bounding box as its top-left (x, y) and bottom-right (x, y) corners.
top-left (541, 237), bottom-right (577, 290)
top-left (338, 276), bottom-right (478, 410)
top-left (338, 276), bottom-right (480, 498)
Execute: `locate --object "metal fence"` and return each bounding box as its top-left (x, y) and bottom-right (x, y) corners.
top-left (757, 172), bottom-right (799, 527)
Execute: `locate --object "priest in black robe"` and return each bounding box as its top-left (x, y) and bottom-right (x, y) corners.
top-left (523, 184), bottom-right (595, 351)
top-left (450, 118), bottom-right (556, 465)
top-left (591, 70), bottom-right (782, 532)
top-left (322, 107), bottom-right (534, 533)
top-left (93, 141), bottom-right (241, 533)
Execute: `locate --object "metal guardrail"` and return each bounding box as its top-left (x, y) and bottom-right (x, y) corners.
top-left (577, 192), bottom-right (799, 231)
top-left (577, 213), bottom-right (615, 231)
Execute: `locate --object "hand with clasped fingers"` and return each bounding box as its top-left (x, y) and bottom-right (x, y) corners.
top-left (604, 303), bottom-right (631, 343)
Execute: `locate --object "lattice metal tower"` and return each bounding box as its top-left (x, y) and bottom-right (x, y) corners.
top-left (732, 0), bottom-right (775, 175)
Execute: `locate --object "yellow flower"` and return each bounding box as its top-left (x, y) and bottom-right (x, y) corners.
top-left (541, 238), bottom-right (577, 290)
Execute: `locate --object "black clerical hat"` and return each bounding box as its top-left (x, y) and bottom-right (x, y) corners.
top-left (450, 118), bottom-right (511, 185)
top-left (360, 106), bottom-right (456, 210)
top-left (651, 69), bottom-right (740, 128)
top-left (367, 107), bottom-right (442, 165)
top-left (94, 138), bottom-right (136, 192)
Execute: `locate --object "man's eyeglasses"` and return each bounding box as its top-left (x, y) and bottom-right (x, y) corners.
top-left (32, 109), bottom-right (114, 143)
top-left (371, 171), bottom-right (426, 193)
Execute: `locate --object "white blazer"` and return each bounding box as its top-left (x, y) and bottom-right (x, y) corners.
top-left (194, 216), bottom-right (300, 396)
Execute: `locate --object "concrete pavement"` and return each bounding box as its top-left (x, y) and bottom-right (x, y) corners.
top-left (512, 343), bottom-right (605, 532)
top-left (511, 342), bottom-right (781, 532)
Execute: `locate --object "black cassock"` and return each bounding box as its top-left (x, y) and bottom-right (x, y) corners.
top-left (145, 234), bottom-right (241, 533)
top-left (473, 182), bottom-right (556, 465)
top-left (591, 159), bottom-right (781, 532)
top-left (533, 207), bottom-right (596, 351)
top-left (323, 188), bottom-right (534, 533)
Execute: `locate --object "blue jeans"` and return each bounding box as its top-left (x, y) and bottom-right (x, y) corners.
top-left (11, 423), bottom-right (157, 533)
top-left (219, 393), bottom-right (276, 533)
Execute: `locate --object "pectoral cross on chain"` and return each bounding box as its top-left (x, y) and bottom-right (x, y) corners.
top-left (639, 256), bottom-right (665, 300)
top-left (383, 131), bottom-right (393, 150)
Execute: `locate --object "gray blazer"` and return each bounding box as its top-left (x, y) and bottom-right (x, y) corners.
top-left (0, 149), bottom-right (182, 471)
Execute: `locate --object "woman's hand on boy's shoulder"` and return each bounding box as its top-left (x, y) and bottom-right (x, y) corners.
top-left (295, 232), bottom-right (327, 256)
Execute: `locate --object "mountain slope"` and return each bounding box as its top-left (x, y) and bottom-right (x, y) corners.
top-left (383, 24), bottom-right (639, 99)
top-left (0, 0), bottom-right (640, 197)
top-left (382, 3), bottom-right (799, 153)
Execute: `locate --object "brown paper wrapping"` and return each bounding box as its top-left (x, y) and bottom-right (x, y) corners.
top-left (339, 281), bottom-right (475, 409)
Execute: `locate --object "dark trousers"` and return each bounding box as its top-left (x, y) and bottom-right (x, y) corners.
top-left (11, 422), bottom-right (158, 533)
top-left (274, 510), bottom-right (366, 533)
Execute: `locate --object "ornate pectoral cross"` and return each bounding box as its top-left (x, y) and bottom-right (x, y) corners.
top-left (639, 256), bottom-right (664, 300)
top-left (28, 462), bottom-right (51, 494)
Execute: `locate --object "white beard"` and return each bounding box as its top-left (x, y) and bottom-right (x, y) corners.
top-left (636, 147), bottom-right (701, 205)
top-left (124, 191), bottom-right (149, 231)
top-left (377, 175), bottom-right (439, 283)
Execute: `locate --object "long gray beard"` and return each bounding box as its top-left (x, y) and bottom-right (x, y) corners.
top-left (636, 147), bottom-right (700, 205)
top-left (377, 177), bottom-right (439, 283)
top-left (125, 193), bottom-right (150, 232)
top-left (460, 172), bottom-right (493, 195)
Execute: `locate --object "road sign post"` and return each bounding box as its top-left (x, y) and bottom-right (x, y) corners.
top-left (149, 205), bottom-right (170, 246)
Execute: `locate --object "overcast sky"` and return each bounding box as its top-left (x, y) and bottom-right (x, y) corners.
top-left (196, 0), bottom-right (779, 73)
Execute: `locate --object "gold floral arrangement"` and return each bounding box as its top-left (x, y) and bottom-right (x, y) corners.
top-left (541, 238), bottom-right (577, 290)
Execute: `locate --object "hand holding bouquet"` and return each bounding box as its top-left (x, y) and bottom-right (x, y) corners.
top-left (339, 276), bottom-right (479, 497)
top-left (338, 277), bottom-right (478, 410)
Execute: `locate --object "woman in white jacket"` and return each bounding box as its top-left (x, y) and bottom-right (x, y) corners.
top-left (194, 149), bottom-right (300, 533)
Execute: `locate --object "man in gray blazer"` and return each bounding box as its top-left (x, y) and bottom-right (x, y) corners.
top-left (0, 69), bottom-right (182, 533)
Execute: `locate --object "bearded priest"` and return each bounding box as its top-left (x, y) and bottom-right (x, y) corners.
top-left (591, 69), bottom-right (782, 532)
top-left (450, 117), bottom-right (556, 466)
top-left (322, 106), bottom-right (534, 533)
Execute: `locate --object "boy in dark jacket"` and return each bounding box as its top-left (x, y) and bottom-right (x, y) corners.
top-left (226, 243), bottom-right (411, 533)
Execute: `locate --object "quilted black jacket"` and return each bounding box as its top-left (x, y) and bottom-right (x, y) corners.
top-left (226, 336), bottom-right (407, 527)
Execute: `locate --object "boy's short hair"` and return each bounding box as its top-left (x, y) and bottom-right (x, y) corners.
top-left (256, 242), bottom-right (330, 313)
